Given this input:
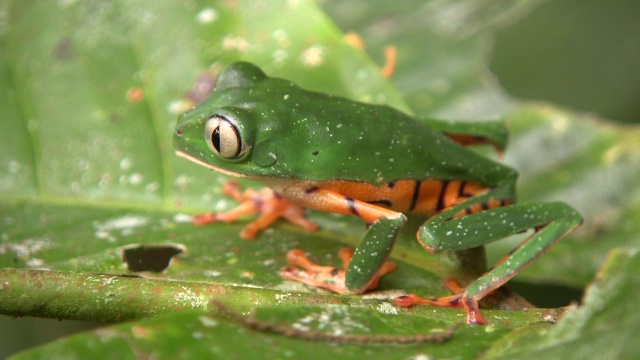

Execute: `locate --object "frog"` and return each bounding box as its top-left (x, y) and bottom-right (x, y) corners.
top-left (173, 62), bottom-right (583, 325)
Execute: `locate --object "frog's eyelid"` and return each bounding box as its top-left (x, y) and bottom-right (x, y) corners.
top-left (205, 115), bottom-right (246, 159)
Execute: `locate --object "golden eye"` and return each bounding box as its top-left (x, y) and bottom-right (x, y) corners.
top-left (204, 115), bottom-right (245, 159)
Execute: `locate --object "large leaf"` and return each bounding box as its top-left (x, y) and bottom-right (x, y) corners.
top-left (1, 0), bottom-right (639, 358)
top-left (484, 248), bottom-right (640, 359)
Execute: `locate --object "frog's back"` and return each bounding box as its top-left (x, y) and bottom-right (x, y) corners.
top-left (247, 83), bottom-right (512, 187)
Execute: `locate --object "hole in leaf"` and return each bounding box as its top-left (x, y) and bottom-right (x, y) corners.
top-left (122, 243), bottom-right (186, 273)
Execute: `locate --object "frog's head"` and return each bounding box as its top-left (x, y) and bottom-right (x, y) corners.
top-left (174, 62), bottom-right (283, 178)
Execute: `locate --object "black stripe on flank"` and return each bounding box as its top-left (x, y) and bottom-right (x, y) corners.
top-left (409, 180), bottom-right (422, 211)
top-left (387, 181), bottom-right (397, 188)
top-left (457, 181), bottom-right (467, 198)
top-left (436, 180), bottom-right (450, 211)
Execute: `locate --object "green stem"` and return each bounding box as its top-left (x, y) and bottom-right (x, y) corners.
top-left (0, 268), bottom-right (363, 322)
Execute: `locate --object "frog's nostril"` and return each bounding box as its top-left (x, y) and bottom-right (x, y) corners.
top-left (175, 128), bottom-right (184, 137)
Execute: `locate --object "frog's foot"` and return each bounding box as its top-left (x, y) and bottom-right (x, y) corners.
top-left (394, 278), bottom-right (485, 325)
top-left (279, 248), bottom-right (396, 294)
top-left (191, 180), bottom-right (318, 239)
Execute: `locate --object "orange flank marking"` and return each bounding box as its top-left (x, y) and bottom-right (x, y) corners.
top-left (294, 179), bottom-right (489, 216)
top-left (197, 178), bottom-right (492, 240)
top-left (442, 181), bottom-right (463, 209)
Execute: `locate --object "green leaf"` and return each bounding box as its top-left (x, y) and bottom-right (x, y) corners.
top-left (10, 306), bottom-right (503, 360)
top-left (483, 248), bottom-right (640, 359)
top-left (1, 0), bottom-right (639, 358)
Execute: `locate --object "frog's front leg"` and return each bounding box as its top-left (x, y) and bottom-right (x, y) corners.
top-left (192, 180), bottom-right (318, 239)
top-left (396, 188), bottom-right (583, 325)
top-left (276, 185), bottom-right (407, 294)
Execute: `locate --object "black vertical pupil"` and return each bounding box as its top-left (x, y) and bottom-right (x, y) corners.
top-left (212, 126), bottom-right (221, 152)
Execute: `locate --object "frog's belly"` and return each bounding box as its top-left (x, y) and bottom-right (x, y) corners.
top-left (314, 179), bottom-right (489, 214)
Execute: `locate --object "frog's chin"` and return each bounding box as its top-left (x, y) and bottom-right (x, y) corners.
top-left (175, 150), bottom-right (249, 178)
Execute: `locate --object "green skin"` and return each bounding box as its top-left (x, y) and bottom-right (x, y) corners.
top-left (174, 62), bottom-right (583, 324)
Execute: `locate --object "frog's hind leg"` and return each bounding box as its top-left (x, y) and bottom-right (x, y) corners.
top-left (277, 186), bottom-right (406, 294)
top-left (421, 118), bottom-right (508, 155)
top-left (280, 248), bottom-right (396, 293)
top-left (399, 189), bottom-right (583, 325)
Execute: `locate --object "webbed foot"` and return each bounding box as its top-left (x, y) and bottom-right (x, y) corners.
top-left (394, 278), bottom-right (485, 325)
top-left (192, 180), bottom-right (318, 239)
top-left (279, 248), bottom-right (396, 294)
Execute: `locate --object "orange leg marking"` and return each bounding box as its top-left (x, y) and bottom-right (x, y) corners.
top-left (286, 186), bottom-right (400, 225)
top-left (452, 198), bottom-right (511, 219)
top-left (394, 279), bottom-right (486, 325)
top-left (191, 180), bottom-right (318, 239)
top-left (446, 133), bottom-right (504, 156)
top-left (279, 248), bottom-right (396, 294)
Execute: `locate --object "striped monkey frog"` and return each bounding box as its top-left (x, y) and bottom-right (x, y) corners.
top-left (174, 62), bottom-right (583, 325)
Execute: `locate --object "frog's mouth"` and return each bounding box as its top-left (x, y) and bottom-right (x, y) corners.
top-left (175, 150), bottom-right (249, 178)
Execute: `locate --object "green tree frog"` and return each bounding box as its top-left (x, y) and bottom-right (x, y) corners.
top-left (174, 62), bottom-right (583, 325)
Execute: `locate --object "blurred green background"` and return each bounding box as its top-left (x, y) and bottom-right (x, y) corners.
top-left (491, 0), bottom-right (640, 124)
top-left (2, 0), bottom-right (639, 357)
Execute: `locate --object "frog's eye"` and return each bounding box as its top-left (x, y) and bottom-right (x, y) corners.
top-left (204, 115), bottom-right (246, 159)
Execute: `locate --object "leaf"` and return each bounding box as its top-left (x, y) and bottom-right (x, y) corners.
top-left (11, 306), bottom-right (504, 360)
top-left (483, 248), bottom-right (640, 359)
top-left (1, 0), bottom-right (639, 358)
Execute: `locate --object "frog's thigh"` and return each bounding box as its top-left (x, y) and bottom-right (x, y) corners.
top-left (285, 186), bottom-right (403, 224)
